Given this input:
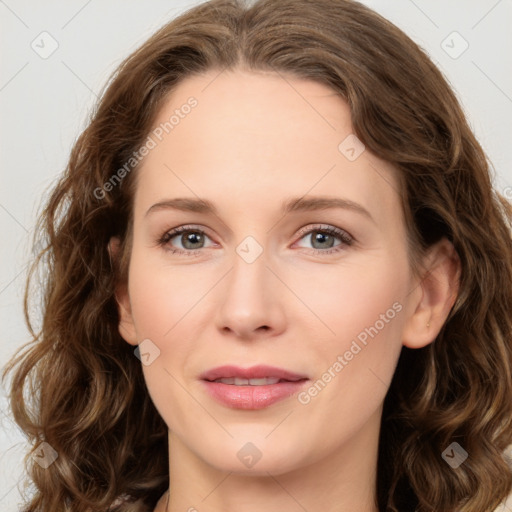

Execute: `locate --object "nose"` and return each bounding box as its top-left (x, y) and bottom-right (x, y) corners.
top-left (214, 247), bottom-right (286, 340)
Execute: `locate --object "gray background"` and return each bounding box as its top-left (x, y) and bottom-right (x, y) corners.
top-left (1, 0), bottom-right (511, 510)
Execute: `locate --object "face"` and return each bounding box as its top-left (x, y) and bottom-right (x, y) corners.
top-left (116, 68), bottom-right (428, 476)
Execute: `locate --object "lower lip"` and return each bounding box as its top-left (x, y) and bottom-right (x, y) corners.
top-left (201, 380), bottom-right (309, 410)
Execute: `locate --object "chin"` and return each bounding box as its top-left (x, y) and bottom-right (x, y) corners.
top-left (192, 433), bottom-right (311, 476)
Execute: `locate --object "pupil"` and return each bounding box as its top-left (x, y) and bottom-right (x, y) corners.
top-left (313, 232), bottom-right (334, 249)
top-left (183, 232), bottom-right (203, 249)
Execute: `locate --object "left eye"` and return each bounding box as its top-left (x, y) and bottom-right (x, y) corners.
top-left (295, 227), bottom-right (352, 251)
top-left (297, 230), bottom-right (340, 250)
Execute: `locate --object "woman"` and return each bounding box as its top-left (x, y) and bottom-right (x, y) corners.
top-left (3, 0), bottom-right (512, 511)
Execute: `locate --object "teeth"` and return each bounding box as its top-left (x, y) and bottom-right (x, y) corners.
top-left (214, 377), bottom-right (281, 385)
top-left (249, 377), bottom-right (279, 385)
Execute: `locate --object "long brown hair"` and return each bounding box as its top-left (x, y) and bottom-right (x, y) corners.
top-left (3, 0), bottom-right (512, 510)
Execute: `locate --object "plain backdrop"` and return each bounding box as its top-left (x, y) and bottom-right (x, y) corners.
top-left (1, 1), bottom-right (511, 510)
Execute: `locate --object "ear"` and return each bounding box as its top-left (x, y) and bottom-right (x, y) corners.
top-left (402, 237), bottom-right (460, 349)
top-left (108, 236), bottom-right (138, 346)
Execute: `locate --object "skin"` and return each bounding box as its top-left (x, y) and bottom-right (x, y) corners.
top-left (113, 68), bottom-right (460, 512)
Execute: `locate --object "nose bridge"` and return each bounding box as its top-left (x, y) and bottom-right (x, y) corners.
top-left (227, 237), bottom-right (269, 305)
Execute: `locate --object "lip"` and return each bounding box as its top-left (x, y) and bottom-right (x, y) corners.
top-left (200, 364), bottom-right (308, 382)
top-left (200, 365), bottom-right (309, 410)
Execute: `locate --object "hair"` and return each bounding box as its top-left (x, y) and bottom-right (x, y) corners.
top-left (3, 0), bottom-right (512, 510)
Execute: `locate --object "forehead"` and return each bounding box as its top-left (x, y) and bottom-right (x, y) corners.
top-left (134, 69), bottom-right (401, 223)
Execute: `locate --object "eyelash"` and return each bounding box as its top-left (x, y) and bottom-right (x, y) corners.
top-left (156, 224), bottom-right (354, 257)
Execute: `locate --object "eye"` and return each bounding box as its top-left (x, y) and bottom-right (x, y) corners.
top-left (295, 224), bottom-right (354, 254)
top-left (157, 225), bottom-right (215, 255)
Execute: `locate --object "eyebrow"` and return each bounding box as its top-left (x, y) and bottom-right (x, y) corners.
top-left (145, 196), bottom-right (374, 222)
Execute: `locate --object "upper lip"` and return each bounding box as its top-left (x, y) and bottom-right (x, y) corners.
top-left (200, 365), bottom-right (308, 382)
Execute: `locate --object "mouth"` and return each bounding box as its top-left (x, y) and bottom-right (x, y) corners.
top-left (200, 365), bottom-right (309, 409)
top-left (208, 377), bottom-right (304, 386)
top-left (200, 364), bottom-right (308, 382)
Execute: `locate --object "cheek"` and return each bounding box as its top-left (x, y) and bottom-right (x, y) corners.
top-left (289, 254), bottom-right (408, 414)
top-left (127, 248), bottom-right (212, 340)
top-left (126, 251), bottom-right (200, 428)
top-left (126, 246), bottom-right (221, 391)
top-left (288, 255), bottom-right (408, 343)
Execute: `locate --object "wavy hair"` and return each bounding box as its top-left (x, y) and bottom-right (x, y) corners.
top-left (3, 0), bottom-right (512, 510)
